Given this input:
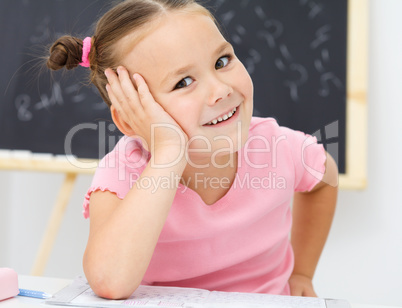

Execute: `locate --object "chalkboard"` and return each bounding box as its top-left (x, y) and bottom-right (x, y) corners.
top-left (0, 0), bottom-right (347, 173)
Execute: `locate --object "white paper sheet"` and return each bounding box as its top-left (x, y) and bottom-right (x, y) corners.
top-left (46, 277), bottom-right (347, 308)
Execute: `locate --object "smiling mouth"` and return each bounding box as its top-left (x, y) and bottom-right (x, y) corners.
top-left (204, 107), bottom-right (238, 126)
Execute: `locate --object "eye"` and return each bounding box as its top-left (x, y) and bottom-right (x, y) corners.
top-left (215, 55), bottom-right (231, 69)
top-left (174, 76), bottom-right (194, 89)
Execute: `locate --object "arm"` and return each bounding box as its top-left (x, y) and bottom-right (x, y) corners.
top-left (83, 67), bottom-right (188, 299)
top-left (83, 155), bottom-right (186, 300)
top-left (289, 152), bottom-right (338, 297)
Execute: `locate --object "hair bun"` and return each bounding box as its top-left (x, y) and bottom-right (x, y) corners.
top-left (47, 36), bottom-right (83, 70)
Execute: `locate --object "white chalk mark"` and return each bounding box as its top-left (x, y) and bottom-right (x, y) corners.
top-left (321, 48), bottom-right (330, 62)
top-left (275, 58), bottom-right (286, 71)
top-left (310, 25), bottom-right (331, 49)
top-left (254, 6), bottom-right (266, 20)
top-left (71, 94), bottom-right (86, 103)
top-left (15, 94), bottom-right (33, 122)
top-left (220, 10), bottom-right (235, 26)
top-left (249, 49), bottom-right (261, 63)
top-left (65, 84), bottom-right (80, 94)
top-left (279, 44), bottom-right (292, 61)
top-left (231, 34), bottom-right (242, 45)
top-left (314, 59), bottom-right (324, 72)
top-left (245, 49), bottom-right (261, 74)
top-left (284, 82), bottom-right (300, 102)
top-left (283, 64), bottom-right (309, 102)
top-left (236, 25), bottom-right (246, 36)
top-left (290, 64), bottom-right (309, 85)
top-left (257, 19), bottom-right (283, 49)
top-left (308, 2), bottom-right (323, 19)
top-left (34, 82), bottom-right (63, 110)
top-left (319, 72), bottom-right (343, 97)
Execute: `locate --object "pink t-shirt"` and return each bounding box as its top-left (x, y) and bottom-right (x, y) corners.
top-left (83, 117), bottom-right (326, 296)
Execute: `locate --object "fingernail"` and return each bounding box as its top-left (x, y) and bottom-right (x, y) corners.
top-left (104, 69), bottom-right (108, 78)
top-left (105, 84), bottom-right (109, 92)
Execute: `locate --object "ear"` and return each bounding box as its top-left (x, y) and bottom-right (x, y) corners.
top-left (110, 105), bottom-right (136, 137)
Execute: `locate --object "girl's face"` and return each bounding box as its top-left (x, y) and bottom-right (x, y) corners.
top-left (121, 11), bottom-right (253, 163)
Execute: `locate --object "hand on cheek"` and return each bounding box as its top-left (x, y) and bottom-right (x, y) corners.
top-left (105, 67), bottom-right (188, 158)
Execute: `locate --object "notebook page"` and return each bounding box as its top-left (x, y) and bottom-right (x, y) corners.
top-left (48, 277), bottom-right (334, 308)
top-left (69, 285), bottom-right (209, 307)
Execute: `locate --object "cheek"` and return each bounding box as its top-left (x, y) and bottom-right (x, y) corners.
top-left (236, 64), bottom-right (254, 99)
top-left (157, 94), bottom-right (201, 132)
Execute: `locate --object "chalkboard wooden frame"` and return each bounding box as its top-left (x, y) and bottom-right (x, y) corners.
top-left (339, 0), bottom-right (368, 189)
top-left (0, 0), bottom-right (368, 189)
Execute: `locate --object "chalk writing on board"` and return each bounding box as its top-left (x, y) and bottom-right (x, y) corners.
top-left (254, 5), bottom-right (309, 102)
top-left (15, 94), bottom-right (33, 122)
top-left (244, 49), bottom-right (261, 75)
top-left (299, 0), bottom-right (324, 19)
top-left (215, 1), bottom-right (344, 103)
top-left (14, 82), bottom-right (106, 122)
top-left (310, 25), bottom-right (331, 49)
top-left (34, 82), bottom-right (63, 112)
top-left (30, 16), bottom-right (51, 44)
top-left (314, 49), bottom-right (343, 97)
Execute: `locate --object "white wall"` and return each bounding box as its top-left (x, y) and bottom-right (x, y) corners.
top-left (314, 0), bottom-right (402, 306)
top-left (1, 0), bottom-right (401, 306)
top-left (0, 171), bottom-right (91, 277)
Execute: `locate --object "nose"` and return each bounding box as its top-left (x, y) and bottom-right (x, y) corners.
top-left (206, 76), bottom-right (233, 106)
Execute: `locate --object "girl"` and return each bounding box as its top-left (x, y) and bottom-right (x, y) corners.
top-left (47, 0), bottom-right (338, 300)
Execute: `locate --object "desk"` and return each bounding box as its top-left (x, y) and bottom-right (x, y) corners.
top-left (0, 276), bottom-right (399, 308)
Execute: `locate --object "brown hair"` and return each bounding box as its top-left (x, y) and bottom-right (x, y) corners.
top-left (46, 0), bottom-right (214, 107)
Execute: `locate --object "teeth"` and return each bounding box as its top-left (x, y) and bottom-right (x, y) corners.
top-left (207, 107), bottom-right (237, 125)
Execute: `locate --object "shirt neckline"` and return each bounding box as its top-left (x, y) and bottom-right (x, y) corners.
top-left (177, 147), bottom-right (246, 209)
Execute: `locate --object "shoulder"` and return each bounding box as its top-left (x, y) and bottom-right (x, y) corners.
top-left (247, 117), bottom-right (294, 146)
top-left (82, 136), bottom-right (150, 219)
top-left (249, 116), bottom-right (280, 133)
top-left (248, 116), bottom-right (319, 148)
top-left (245, 117), bottom-right (327, 191)
top-left (94, 135), bottom-right (151, 191)
top-left (98, 136), bottom-right (150, 170)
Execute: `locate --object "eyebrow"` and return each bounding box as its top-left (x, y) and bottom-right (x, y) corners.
top-left (160, 41), bottom-right (233, 88)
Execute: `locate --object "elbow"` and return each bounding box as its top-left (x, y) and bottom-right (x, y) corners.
top-left (89, 276), bottom-right (140, 300)
top-left (83, 256), bottom-right (141, 300)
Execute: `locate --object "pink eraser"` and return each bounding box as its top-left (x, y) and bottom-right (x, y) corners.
top-left (0, 268), bottom-right (19, 301)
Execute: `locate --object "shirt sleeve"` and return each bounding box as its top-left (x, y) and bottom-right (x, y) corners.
top-left (82, 137), bottom-right (150, 219)
top-left (279, 126), bottom-right (327, 192)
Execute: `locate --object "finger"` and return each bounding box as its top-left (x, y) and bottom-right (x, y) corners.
top-left (105, 83), bottom-right (126, 119)
top-left (302, 288), bottom-right (317, 297)
top-left (133, 73), bottom-right (156, 108)
top-left (116, 66), bottom-right (142, 108)
top-left (289, 285), bottom-right (303, 296)
top-left (105, 68), bottom-right (124, 101)
top-left (105, 69), bottom-right (141, 118)
top-left (105, 68), bottom-right (135, 116)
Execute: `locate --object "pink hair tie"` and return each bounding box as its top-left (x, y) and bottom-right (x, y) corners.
top-left (80, 37), bottom-right (92, 67)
